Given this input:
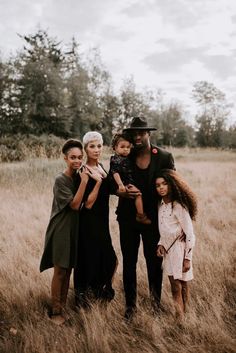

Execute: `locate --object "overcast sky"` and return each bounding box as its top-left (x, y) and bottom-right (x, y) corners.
top-left (1, 0), bottom-right (236, 124)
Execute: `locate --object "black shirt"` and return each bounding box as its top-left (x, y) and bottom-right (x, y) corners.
top-left (133, 164), bottom-right (151, 213)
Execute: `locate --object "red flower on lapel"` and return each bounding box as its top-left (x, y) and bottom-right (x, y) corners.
top-left (152, 148), bottom-right (158, 154)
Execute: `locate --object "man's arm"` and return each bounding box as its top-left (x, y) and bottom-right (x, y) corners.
top-left (160, 150), bottom-right (175, 170)
top-left (168, 152), bottom-right (175, 170)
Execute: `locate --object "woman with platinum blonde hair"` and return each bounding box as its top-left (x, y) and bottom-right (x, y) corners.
top-left (82, 131), bottom-right (103, 146)
top-left (74, 131), bottom-right (117, 307)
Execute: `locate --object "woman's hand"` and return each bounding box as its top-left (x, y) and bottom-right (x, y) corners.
top-left (157, 245), bottom-right (166, 257)
top-left (92, 173), bottom-right (103, 183)
top-left (183, 259), bottom-right (190, 272)
top-left (84, 165), bottom-right (103, 183)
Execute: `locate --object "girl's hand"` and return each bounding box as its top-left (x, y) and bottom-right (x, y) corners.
top-left (157, 245), bottom-right (165, 257)
top-left (78, 166), bottom-right (89, 183)
top-left (183, 259), bottom-right (191, 272)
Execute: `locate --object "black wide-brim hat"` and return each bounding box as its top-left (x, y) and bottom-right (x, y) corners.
top-left (123, 117), bottom-right (157, 131)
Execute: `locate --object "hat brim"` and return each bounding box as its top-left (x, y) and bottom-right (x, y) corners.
top-left (123, 127), bottom-right (157, 131)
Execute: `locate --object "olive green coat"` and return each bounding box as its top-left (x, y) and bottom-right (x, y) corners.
top-left (40, 173), bottom-right (79, 272)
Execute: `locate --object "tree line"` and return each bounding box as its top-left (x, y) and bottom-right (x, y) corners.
top-left (0, 29), bottom-right (235, 148)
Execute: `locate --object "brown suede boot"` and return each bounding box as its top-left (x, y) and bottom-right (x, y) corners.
top-left (136, 213), bottom-right (152, 225)
top-left (50, 308), bottom-right (65, 325)
top-left (50, 313), bottom-right (66, 325)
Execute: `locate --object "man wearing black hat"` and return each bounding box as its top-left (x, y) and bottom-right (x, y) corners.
top-left (116, 116), bottom-right (175, 319)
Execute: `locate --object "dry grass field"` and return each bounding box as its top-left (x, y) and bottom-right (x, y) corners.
top-left (0, 148), bottom-right (235, 353)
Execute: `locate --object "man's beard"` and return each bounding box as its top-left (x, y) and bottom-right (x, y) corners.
top-left (134, 143), bottom-right (144, 150)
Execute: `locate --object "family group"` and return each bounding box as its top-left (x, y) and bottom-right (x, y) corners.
top-left (40, 116), bottom-right (197, 325)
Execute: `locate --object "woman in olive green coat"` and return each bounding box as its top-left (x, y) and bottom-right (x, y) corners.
top-left (40, 139), bottom-right (93, 325)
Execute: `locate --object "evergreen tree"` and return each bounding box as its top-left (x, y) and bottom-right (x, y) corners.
top-left (118, 77), bottom-right (151, 130)
top-left (229, 124), bottom-right (236, 148)
top-left (64, 38), bottom-right (91, 137)
top-left (159, 103), bottom-right (185, 146)
top-left (99, 87), bottom-right (120, 144)
top-left (15, 29), bottom-right (68, 136)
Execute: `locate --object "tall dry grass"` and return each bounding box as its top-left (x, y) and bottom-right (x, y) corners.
top-left (0, 148), bottom-right (235, 353)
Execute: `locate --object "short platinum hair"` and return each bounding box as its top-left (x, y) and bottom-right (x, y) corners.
top-left (82, 131), bottom-right (103, 147)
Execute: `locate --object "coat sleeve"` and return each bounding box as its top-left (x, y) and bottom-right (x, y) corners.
top-left (157, 203), bottom-right (168, 251)
top-left (168, 153), bottom-right (175, 170)
top-left (164, 152), bottom-right (175, 170)
top-left (157, 147), bottom-right (176, 170)
top-left (174, 203), bottom-right (195, 260)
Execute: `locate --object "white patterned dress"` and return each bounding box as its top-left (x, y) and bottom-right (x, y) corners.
top-left (158, 200), bottom-right (195, 281)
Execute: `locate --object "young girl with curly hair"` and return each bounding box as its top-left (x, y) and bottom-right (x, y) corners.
top-left (155, 169), bottom-right (197, 319)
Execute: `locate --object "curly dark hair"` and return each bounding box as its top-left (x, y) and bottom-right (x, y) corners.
top-left (111, 132), bottom-right (132, 150)
top-left (62, 139), bottom-right (83, 155)
top-left (156, 169), bottom-right (198, 220)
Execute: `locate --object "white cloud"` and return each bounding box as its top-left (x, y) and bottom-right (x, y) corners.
top-left (0, 0), bottom-right (236, 123)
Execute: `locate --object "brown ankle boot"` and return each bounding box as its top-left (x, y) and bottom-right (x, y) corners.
top-left (50, 308), bottom-right (65, 325)
top-left (136, 213), bottom-right (152, 225)
top-left (50, 313), bottom-right (66, 325)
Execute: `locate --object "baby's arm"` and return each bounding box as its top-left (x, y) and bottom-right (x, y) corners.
top-left (113, 172), bottom-right (126, 192)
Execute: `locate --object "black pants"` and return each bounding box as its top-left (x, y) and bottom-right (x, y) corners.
top-left (118, 220), bottom-right (163, 309)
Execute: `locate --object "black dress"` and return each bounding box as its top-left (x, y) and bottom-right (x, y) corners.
top-left (74, 172), bottom-right (117, 304)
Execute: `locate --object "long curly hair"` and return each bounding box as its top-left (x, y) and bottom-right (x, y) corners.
top-left (156, 169), bottom-right (198, 220)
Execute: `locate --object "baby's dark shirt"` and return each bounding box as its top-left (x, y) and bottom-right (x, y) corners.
top-left (109, 154), bottom-right (134, 185)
